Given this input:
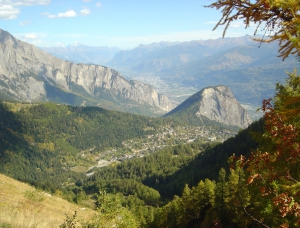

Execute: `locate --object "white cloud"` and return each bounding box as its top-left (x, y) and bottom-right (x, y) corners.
top-left (19, 20), bottom-right (31, 26)
top-left (25, 39), bottom-right (43, 46)
top-left (96, 2), bottom-right (102, 7)
top-left (0, 4), bottom-right (20, 19)
top-left (0, 0), bottom-right (51, 20)
top-left (48, 10), bottom-right (77, 18)
top-left (24, 33), bottom-right (37, 39)
top-left (82, 0), bottom-right (92, 2)
top-left (14, 32), bottom-right (45, 46)
top-left (40, 12), bottom-right (49, 16)
top-left (11, 0), bottom-right (51, 6)
top-left (80, 9), bottom-right (90, 15)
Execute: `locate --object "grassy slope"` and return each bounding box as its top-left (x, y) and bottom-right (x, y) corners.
top-left (0, 174), bottom-right (96, 228)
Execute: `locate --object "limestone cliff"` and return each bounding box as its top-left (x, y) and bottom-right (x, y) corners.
top-left (195, 86), bottom-right (251, 128)
top-left (165, 85), bottom-right (252, 128)
top-left (0, 29), bottom-right (174, 114)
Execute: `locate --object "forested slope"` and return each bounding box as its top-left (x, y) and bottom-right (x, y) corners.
top-left (0, 101), bottom-right (172, 187)
top-left (0, 99), bottom-right (269, 227)
top-left (0, 100), bottom-right (265, 227)
top-left (77, 117), bottom-right (264, 227)
top-left (84, 119), bottom-right (263, 200)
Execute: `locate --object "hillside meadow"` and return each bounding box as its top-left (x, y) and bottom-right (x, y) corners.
top-left (0, 174), bottom-right (95, 228)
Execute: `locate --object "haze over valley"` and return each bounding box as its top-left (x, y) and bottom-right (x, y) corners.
top-left (0, 26), bottom-right (297, 228)
top-left (1, 0), bottom-right (299, 227)
top-left (41, 35), bottom-right (300, 120)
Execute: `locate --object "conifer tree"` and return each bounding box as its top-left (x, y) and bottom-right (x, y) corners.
top-left (227, 166), bottom-right (251, 226)
top-left (191, 180), bottom-right (207, 219)
top-left (204, 178), bottom-right (216, 208)
top-left (214, 168), bottom-right (229, 223)
top-left (180, 184), bottom-right (195, 225)
top-left (210, 1), bottom-right (300, 226)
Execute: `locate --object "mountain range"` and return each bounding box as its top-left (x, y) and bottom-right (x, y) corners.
top-left (0, 28), bottom-right (272, 228)
top-left (157, 41), bottom-right (300, 105)
top-left (0, 29), bottom-right (174, 116)
top-left (41, 43), bottom-right (121, 65)
top-left (41, 35), bottom-right (300, 107)
top-left (106, 35), bottom-right (256, 73)
top-left (105, 36), bottom-right (299, 106)
top-left (0, 28), bottom-right (253, 128)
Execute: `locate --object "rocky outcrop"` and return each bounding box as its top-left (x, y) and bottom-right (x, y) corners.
top-left (0, 29), bottom-right (174, 113)
top-left (195, 86), bottom-right (251, 128)
top-left (165, 85), bottom-right (252, 128)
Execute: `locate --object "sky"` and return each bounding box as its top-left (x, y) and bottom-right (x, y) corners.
top-left (0, 0), bottom-right (258, 49)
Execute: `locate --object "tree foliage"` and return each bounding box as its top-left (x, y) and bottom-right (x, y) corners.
top-left (207, 0), bottom-right (300, 59)
top-left (234, 77), bottom-right (300, 227)
top-left (208, 0), bottom-right (300, 226)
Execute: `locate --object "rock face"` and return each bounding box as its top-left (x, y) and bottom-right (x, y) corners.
top-left (195, 86), bottom-right (252, 128)
top-left (0, 29), bottom-right (174, 114)
top-left (165, 85), bottom-right (252, 128)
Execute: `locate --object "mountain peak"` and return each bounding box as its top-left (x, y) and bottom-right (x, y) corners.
top-left (165, 85), bottom-right (252, 128)
top-left (0, 28), bottom-right (174, 116)
top-left (0, 29), bottom-right (18, 46)
top-left (70, 42), bottom-right (82, 47)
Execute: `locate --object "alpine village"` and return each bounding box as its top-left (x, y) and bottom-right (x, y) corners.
top-left (1, 1), bottom-right (300, 227)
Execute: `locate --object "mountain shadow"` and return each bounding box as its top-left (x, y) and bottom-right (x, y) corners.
top-left (142, 118), bottom-right (264, 199)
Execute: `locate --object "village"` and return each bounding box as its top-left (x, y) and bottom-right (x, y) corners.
top-left (88, 124), bottom-right (237, 166)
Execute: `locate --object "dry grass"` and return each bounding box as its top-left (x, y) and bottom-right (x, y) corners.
top-left (0, 174), bottom-right (96, 228)
top-left (70, 166), bottom-right (87, 173)
top-left (3, 102), bottom-right (35, 112)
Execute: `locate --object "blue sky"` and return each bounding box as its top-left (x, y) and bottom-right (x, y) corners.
top-left (0, 0), bottom-right (257, 49)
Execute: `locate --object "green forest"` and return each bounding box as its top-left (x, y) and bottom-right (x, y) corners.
top-left (58, 71), bottom-right (299, 228)
top-left (0, 101), bottom-right (176, 185)
top-left (1, 0), bottom-right (300, 227)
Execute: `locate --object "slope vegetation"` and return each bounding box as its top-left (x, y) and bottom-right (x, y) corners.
top-left (0, 101), bottom-right (170, 187)
top-left (0, 173), bottom-right (95, 228)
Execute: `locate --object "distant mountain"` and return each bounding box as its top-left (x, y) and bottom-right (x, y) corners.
top-left (106, 36), bottom-right (300, 106)
top-left (0, 29), bottom-right (174, 115)
top-left (106, 36), bottom-right (255, 73)
top-left (165, 85), bottom-right (252, 129)
top-left (161, 41), bottom-right (300, 105)
top-left (41, 44), bottom-right (121, 65)
top-left (107, 41), bottom-right (180, 72)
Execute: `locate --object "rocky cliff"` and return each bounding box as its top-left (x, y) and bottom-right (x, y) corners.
top-left (165, 85), bottom-right (252, 128)
top-left (195, 86), bottom-right (252, 128)
top-left (0, 29), bottom-right (174, 114)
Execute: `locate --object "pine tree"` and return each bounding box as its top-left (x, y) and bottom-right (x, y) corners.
top-left (214, 168), bottom-right (229, 223)
top-left (227, 166), bottom-right (251, 226)
top-left (191, 180), bottom-right (207, 219)
top-left (204, 178), bottom-right (216, 208)
top-left (180, 184), bottom-right (194, 225)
